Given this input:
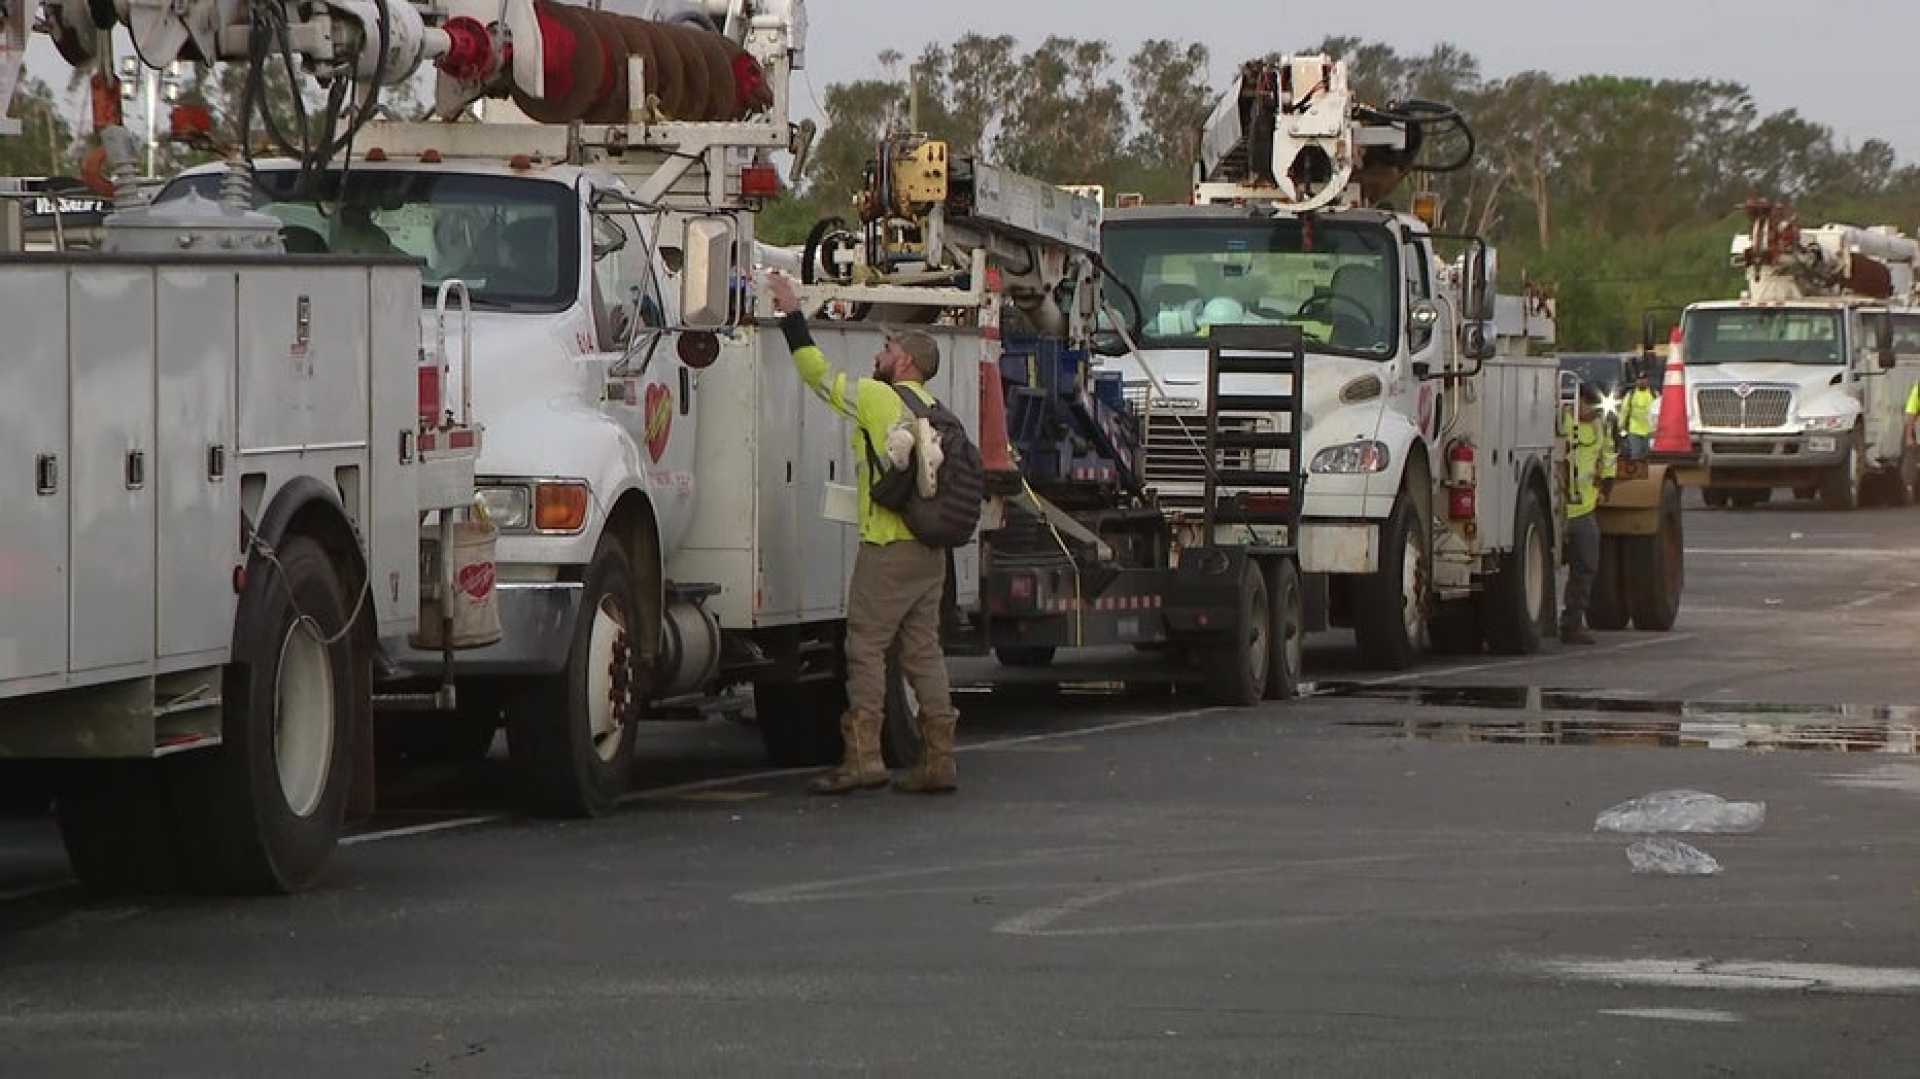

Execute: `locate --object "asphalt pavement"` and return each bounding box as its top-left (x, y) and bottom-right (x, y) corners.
top-left (5, 493), bottom-right (1920, 1077)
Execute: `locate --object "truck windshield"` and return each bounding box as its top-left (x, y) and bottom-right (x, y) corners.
top-left (1685, 308), bottom-right (1844, 365)
top-left (157, 170), bottom-right (581, 312)
top-left (1102, 219), bottom-right (1398, 358)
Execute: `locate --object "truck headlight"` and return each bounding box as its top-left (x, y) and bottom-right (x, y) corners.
top-left (1801, 415), bottom-right (1853, 432)
top-left (476, 485), bottom-right (531, 531)
top-left (1311, 440), bottom-right (1392, 474)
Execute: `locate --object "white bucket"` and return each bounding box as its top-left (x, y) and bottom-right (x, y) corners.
top-left (412, 519), bottom-right (503, 650)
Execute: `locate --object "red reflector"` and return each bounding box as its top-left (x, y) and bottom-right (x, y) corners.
top-left (449, 430), bottom-right (477, 450)
top-left (420, 149), bottom-right (443, 163)
top-left (741, 164), bottom-right (781, 198)
top-left (509, 154), bottom-right (532, 171)
top-left (1237, 493), bottom-right (1291, 517)
top-left (418, 366), bottom-right (443, 427)
top-left (365, 147), bottom-right (387, 162)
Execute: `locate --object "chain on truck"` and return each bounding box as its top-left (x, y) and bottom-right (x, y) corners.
top-left (1662, 200), bottom-right (1920, 512)
top-left (1097, 54), bottom-right (1682, 670)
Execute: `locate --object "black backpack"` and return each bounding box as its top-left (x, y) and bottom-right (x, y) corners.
top-left (863, 385), bottom-right (984, 549)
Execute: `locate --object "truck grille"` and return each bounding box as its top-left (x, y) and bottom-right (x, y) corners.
top-left (1140, 413), bottom-right (1278, 508)
top-left (1695, 387), bottom-right (1792, 429)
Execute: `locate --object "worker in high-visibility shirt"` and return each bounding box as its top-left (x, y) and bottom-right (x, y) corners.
top-left (1561, 383), bottom-right (1618, 645)
top-left (765, 271), bottom-right (961, 797)
top-left (1904, 381), bottom-right (1920, 448)
top-left (1621, 367), bottom-right (1658, 460)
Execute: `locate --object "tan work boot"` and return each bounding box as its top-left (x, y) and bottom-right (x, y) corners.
top-left (893, 715), bottom-right (958, 795)
top-left (809, 710), bottom-right (889, 795)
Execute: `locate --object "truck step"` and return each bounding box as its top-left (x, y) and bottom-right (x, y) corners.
top-left (1212, 431), bottom-right (1297, 451)
top-left (1215, 394), bottom-right (1296, 413)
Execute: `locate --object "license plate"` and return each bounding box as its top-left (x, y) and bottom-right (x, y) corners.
top-left (1809, 437), bottom-right (1837, 454)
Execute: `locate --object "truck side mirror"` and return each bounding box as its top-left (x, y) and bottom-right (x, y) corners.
top-left (1464, 245), bottom-right (1497, 323)
top-left (1090, 330), bottom-right (1130, 358)
top-left (679, 217), bottom-right (736, 332)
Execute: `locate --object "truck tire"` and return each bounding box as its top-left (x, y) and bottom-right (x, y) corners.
top-left (880, 653), bottom-right (922, 769)
top-left (54, 762), bottom-right (186, 895)
top-left (1263, 560), bottom-right (1304, 701)
top-left (1821, 432), bottom-right (1865, 511)
top-left (1353, 494), bottom-right (1429, 671)
top-left (1586, 536), bottom-right (1631, 632)
top-left (508, 539), bottom-right (639, 818)
top-left (171, 535), bottom-right (355, 894)
top-left (1482, 487), bottom-right (1554, 655)
top-left (1204, 557), bottom-right (1271, 706)
top-left (994, 646), bottom-right (1058, 668)
top-left (1628, 480), bottom-right (1685, 632)
top-left (756, 680), bottom-right (846, 767)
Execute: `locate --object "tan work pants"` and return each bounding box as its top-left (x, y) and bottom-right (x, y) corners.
top-left (846, 541), bottom-right (956, 724)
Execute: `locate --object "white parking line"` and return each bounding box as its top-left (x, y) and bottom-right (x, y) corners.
top-left (1537, 957), bottom-right (1920, 994)
top-left (1689, 547), bottom-right (1920, 559)
top-left (1837, 583), bottom-right (1920, 610)
top-left (339, 815), bottom-right (502, 846)
top-left (1337, 634), bottom-right (1696, 689)
top-left (1599, 1008), bottom-right (1742, 1024)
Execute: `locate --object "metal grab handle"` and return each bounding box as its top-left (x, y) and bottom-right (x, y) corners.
top-left (35, 454), bottom-right (58, 495)
top-left (208, 443), bottom-right (227, 481)
top-left (435, 279), bottom-right (475, 428)
top-left (126, 450), bottom-right (146, 490)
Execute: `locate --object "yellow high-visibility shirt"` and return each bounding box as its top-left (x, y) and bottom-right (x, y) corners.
top-left (783, 314), bottom-right (933, 546)
top-left (1623, 387), bottom-right (1658, 437)
top-left (1906, 382), bottom-right (1920, 416)
top-left (1560, 412), bottom-right (1618, 519)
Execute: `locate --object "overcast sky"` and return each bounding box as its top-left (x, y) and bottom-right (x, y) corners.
top-left (797, 0), bottom-right (1920, 161)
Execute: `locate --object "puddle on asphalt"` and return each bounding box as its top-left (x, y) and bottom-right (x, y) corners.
top-left (1318, 683), bottom-right (1920, 754)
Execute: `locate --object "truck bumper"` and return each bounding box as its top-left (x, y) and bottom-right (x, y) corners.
top-left (384, 582), bottom-right (582, 679)
top-left (1689, 432), bottom-right (1847, 486)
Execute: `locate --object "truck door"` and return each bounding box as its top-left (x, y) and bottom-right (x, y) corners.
top-left (1854, 308), bottom-right (1895, 460)
top-left (591, 197), bottom-right (698, 553)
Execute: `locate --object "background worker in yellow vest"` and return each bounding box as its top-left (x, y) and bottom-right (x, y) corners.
top-left (1905, 381), bottom-right (1920, 448)
top-left (1561, 383), bottom-right (1619, 644)
top-left (1621, 367), bottom-right (1657, 460)
top-left (766, 272), bottom-right (962, 797)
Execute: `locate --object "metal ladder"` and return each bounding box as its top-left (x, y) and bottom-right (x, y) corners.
top-left (1202, 324), bottom-right (1307, 535)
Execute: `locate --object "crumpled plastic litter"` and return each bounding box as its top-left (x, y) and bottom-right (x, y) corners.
top-left (1626, 837), bottom-right (1722, 876)
top-left (1594, 789), bottom-right (1766, 835)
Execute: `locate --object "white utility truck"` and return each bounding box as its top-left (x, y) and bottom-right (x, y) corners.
top-left (1675, 201), bottom-right (1920, 510)
top-left (0, 15), bottom-right (492, 892)
top-left (1100, 55), bottom-right (1565, 669)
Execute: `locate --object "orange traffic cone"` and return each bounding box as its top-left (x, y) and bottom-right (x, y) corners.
top-left (1652, 326), bottom-right (1692, 456)
top-left (978, 360), bottom-right (1018, 477)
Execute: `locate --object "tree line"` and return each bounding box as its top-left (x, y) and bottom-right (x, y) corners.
top-left (776, 35), bottom-right (1920, 349)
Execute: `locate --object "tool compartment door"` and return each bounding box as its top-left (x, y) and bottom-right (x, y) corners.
top-left (0, 268), bottom-right (72, 683)
top-left (69, 267), bottom-right (157, 672)
top-left (156, 267), bottom-right (241, 659)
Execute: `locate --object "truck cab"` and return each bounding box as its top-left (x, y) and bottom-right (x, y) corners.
top-left (1684, 298), bottom-right (1920, 508)
top-left (1098, 55), bottom-right (1562, 671)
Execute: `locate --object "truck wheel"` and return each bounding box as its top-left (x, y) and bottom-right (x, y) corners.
top-left (508, 539), bottom-right (639, 818)
top-left (755, 680), bottom-right (846, 767)
top-left (994, 646), bottom-right (1057, 668)
top-left (880, 653), bottom-right (922, 769)
top-left (172, 535), bottom-right (355, 894)
top-left (1353, 495), bottom-right (1429, 671)
top-left (1628, 480), bottom-right (1685, 632)
top-left (1264, 560), bottom-right (1304, 701)
top-left (1204, 557), bottom-right (1271, 706)
top-left (1821, 433), bottom-right (1865, 511)
top-left (1482, 487), bottom-right (1554, 655)
top-left (54, 762), bottom-right (186, 895)
top-left (1586, 536), bottom-right (1632, 632)
top-left (1703, 488), bottom-right (1730, 509)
